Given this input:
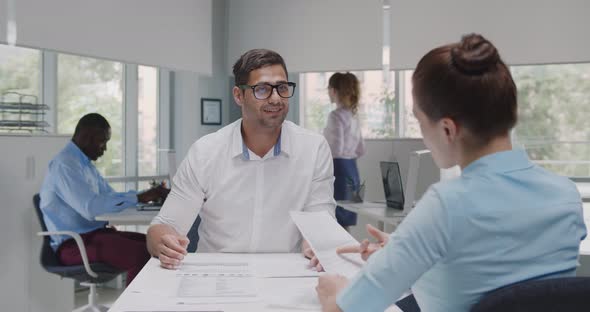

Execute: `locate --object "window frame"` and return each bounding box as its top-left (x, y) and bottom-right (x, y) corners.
top-left (0, 43), bottom-right (172, 189)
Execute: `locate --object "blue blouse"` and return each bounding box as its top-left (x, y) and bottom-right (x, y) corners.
top-left (337, 149), bottom-right (586, 312)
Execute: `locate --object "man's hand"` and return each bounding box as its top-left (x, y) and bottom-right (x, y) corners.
top-left (336, 224), bottom-right (389, 261)
top-left (302, 240), bottom-right (324, 272)
top-left (147, 225), bottom-right (189, 269)
top-left (154, 233), bottom-right (189, 269)
top-left (155, 182), bottom-right (171, 199)
top-left (137, 184), bottom-right (170, 203)
top-left (316, 274), bottom-right (347, 312)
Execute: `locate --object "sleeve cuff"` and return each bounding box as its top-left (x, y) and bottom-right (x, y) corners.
top-left (124, 191), bottom-right (138, 205)
top-left (336, 273), bottom-right (394, 312)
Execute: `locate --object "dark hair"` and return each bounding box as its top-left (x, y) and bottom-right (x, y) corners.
top-left (74, 113), bottom-right (110, 136)
top-left (233, 49), bottom-right (288, 86)
top-left (412, 33), bottom-right (517, 147)
top-left (329, 72), bottom-right (361, 114)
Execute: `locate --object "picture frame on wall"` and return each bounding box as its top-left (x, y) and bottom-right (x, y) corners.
top-left (201, 98), bottom-right (222, 125)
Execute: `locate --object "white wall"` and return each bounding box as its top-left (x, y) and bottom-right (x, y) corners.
top-left (390, 0), bottom-right (590, 69)
top-left (0, 0), bottom-right (213, 73)
top-left (227, 0), bottom-right (383, 73)
top-left (173, 0), bottom-right (229, 160)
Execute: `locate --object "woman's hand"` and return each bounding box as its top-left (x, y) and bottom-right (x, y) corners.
top-left (336, 224), bottom-right (389, 261)
top-left (316, 274), bottom-right (348, 312)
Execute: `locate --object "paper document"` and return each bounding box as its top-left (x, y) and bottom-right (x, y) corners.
top-left (176, 260), bottom-right (257, 299)
top-left (177, 272), bottom-right (257, 298)
top-left (263, 277), bottom-right (321, 310)
top-left (291, 211), bottom-right (364, 278)
top-left (180, 261), bottom-right (250, 274)
top-left (252, 254), bottom-right (319, 278)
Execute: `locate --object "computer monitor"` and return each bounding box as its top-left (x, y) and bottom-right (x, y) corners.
top-left (380, 161), bottom-right (405, 209)
top-left (404, 149), bottom-right (436, 211)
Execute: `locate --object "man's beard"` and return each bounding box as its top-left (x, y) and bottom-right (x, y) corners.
top-left (260, 112), bottom-right (286, 128)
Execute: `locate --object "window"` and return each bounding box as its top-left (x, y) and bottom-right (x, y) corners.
top-left (57, 54), bottom-right (124, 177)
top-left (1, 44), bottom-right (171, 186)
top-left (398, 70), bottom-right (421, 138)
top-left (300, 69), bottom-right (425, 139)
top-left (512, 63), bottom-right (590, 176)
top-left (0, 45), bottom-right (40, 97)
top-left (398, 64), bottom-right (590, 177)
top-left (300, 63), bottom-right (590, 177)
top-left (137, 65), bottom-right (159, 177)
top-left (0, 45), bottom-right (41, 133)
top-left (300, 70), bottom-right (396, 139)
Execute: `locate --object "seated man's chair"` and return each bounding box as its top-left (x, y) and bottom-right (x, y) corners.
top-left (471, 276), bottom-right (590, 312)
top-left (33, 194), bottom-right (123, 312)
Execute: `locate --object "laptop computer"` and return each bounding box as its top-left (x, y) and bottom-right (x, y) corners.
top-left (136, 202), bottom-right (163, 211)
top-left (380, 161), bottom-right (405, 210)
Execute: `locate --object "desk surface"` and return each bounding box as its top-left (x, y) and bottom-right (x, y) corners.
top-left (110, 253), bottom-right (404, 312)
top-left (95, 207), bottom-right (158, 225)
top-left (337, 200), bottom-right (407, 227)
top-left (108, 202), bottom-right (590, 311)
top-left (110, 253), bottom-right (322, 312)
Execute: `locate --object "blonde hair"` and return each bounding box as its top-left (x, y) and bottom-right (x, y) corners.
top-left (328, 72), bottom-right (360, 114)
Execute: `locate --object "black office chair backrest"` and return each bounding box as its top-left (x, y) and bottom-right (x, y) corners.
top-left (471, 277), bottom-right (590, 312)
top-left (33, 194), bottom-right (61, 268)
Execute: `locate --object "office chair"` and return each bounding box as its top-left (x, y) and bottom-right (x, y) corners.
top-left (470, 276), bottom-right (590, 312)
top-left (186, 215), bottom-right (201, 252)
top-left (33, 194), bottom-right (123, 312)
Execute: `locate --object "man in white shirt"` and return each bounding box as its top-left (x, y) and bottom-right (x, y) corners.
top-left (147, 49), bottom-right (336, 269)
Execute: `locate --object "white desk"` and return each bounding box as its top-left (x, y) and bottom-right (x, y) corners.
top-left (95, 207), bottom-right (158, 226)
top-left (110, 253), bottom-right (403, 312)
top-left (110, 253), bottom-right (319, 312)
top-left (337, 200), bottom-right (408, 231)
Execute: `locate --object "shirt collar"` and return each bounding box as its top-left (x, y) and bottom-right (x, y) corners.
top-left (66, 140), bottom-right (91, 165)
top-left (462, 148), bottom-right (533, 176)
top-left (232, 119), bottom-right (290, 160)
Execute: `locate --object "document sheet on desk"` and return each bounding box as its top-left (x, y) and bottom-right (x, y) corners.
top-left (176, 260), bottom-right (258, 300)
top-left (291, 211), bottom-right (364, 278)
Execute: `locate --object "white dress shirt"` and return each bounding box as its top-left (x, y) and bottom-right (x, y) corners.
top-left (152, 119), bottom-right (336, 252)
top-left (323, 107), bottom-right (366, 159)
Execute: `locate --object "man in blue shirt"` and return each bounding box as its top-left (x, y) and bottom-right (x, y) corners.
top-left (40, 113), bottom-right (168, 284)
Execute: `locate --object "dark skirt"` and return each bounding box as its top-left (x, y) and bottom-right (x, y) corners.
top-left (333, 158), bottom-right (360, 227)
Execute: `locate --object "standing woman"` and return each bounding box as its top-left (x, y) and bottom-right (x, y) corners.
top-left (324, 72), bottom-right (366, 229)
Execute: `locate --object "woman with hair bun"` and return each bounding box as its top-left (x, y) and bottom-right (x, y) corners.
top-left (316, 34), bottom-right (586, 312)
top-left (324, 72), bottom-right (366, 229)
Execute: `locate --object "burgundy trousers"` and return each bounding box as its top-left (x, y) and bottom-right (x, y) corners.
top-left (57, 227), bottom-right (150, 285)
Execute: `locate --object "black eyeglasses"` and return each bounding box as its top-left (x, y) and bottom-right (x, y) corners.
top-left (239, 82), bottom-right (296, 100)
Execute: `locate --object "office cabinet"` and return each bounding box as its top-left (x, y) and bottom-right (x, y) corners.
top-left (0, 135), bottom-right (73, 312)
